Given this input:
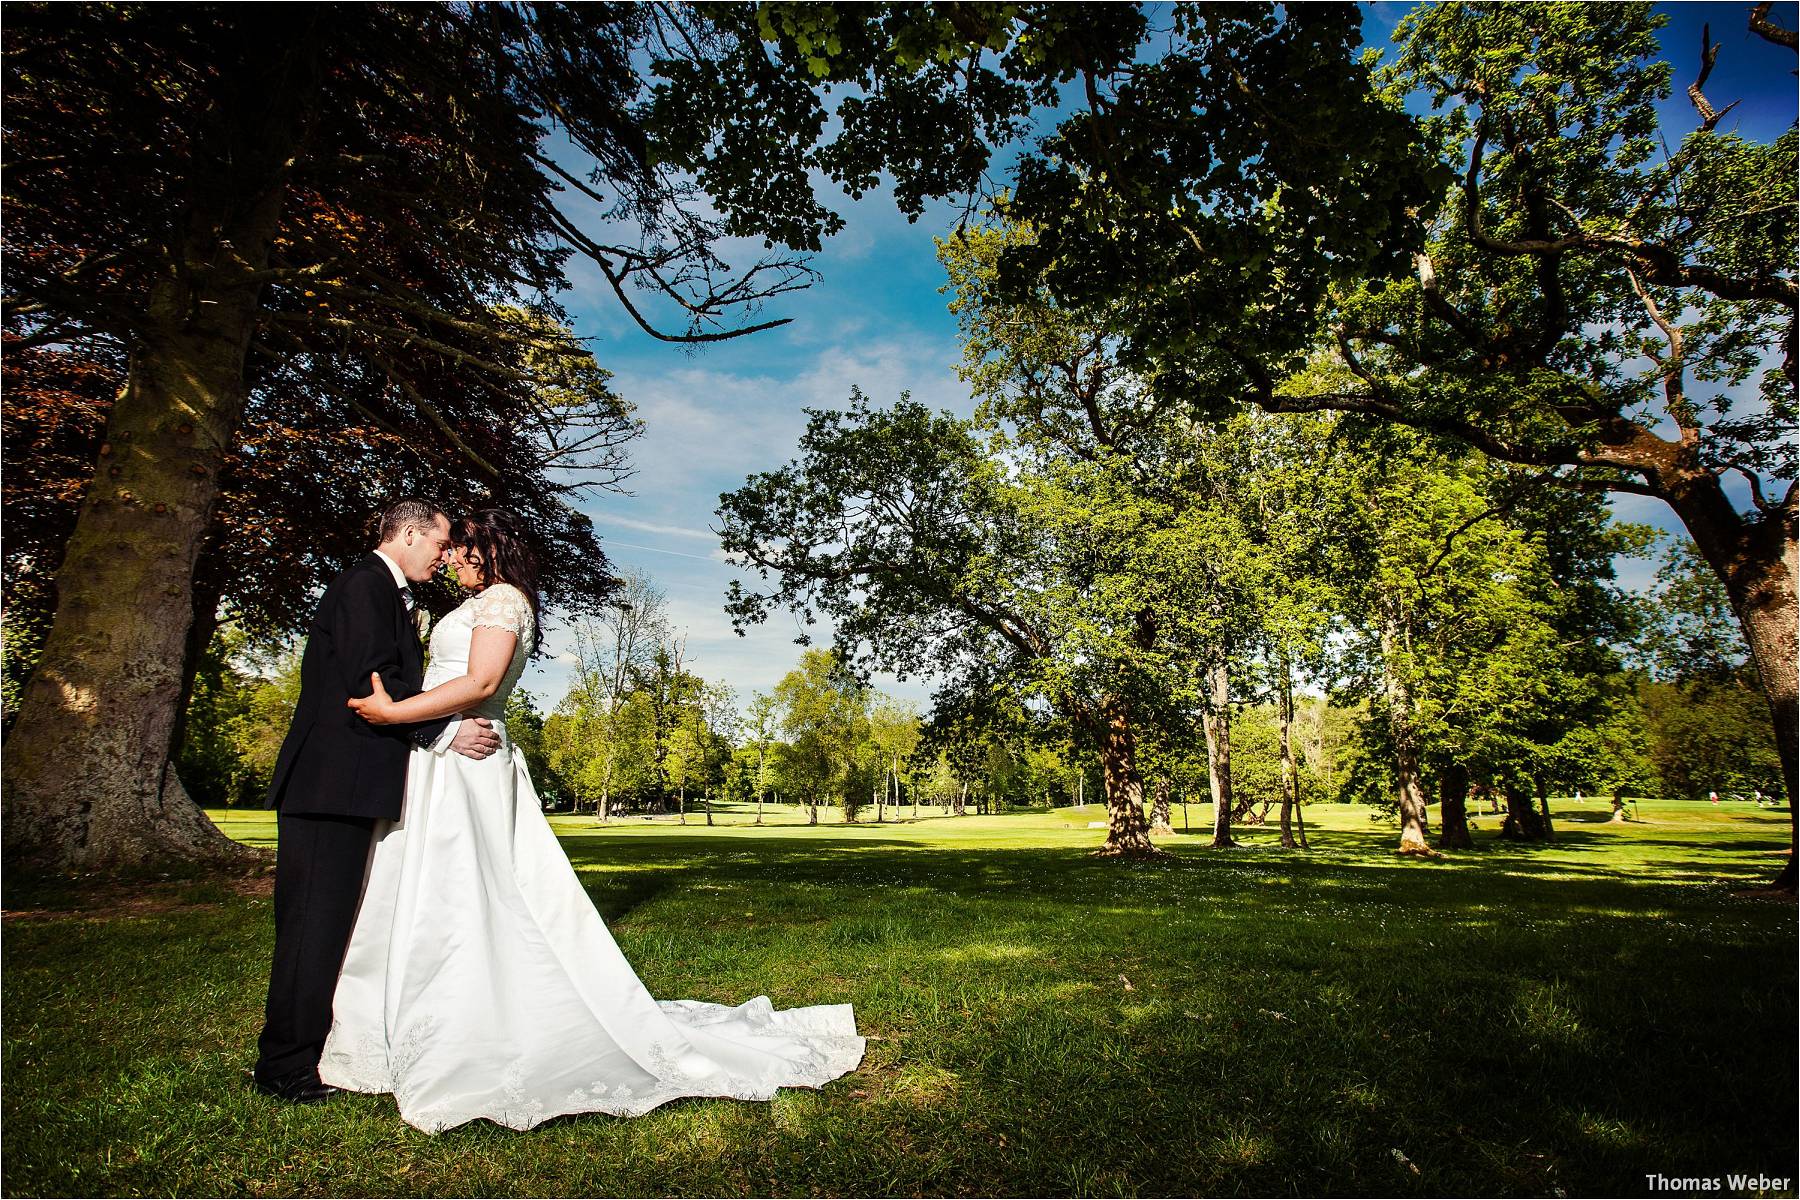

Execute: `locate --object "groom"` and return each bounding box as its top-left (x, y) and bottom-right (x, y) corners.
top-left (252, 497), bottom-right (503, 1104)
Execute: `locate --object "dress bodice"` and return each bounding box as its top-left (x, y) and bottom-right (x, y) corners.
top-left (423, 583), bottom-right (535, 720)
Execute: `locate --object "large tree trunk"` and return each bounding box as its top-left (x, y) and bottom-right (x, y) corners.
top-left (1380, 620), bottom-right (1433, 856)
top-left (1534, 774), bottom-right (1555, 841)
top-left (1198, 659), bottom-right (1236, 848)
top-left (1665, 474), bottom-right (1797, 892)
top-left (4, 242), bottom-right (279, 876)
top-left (1, 27), bottom-right (319, 877)
top-left (1610, 788), bottom-right (1630, 823)
top-left (1439, 762), bottom-right (1474, 850)
top-left (1093, 695), bottom-right (1157, 856)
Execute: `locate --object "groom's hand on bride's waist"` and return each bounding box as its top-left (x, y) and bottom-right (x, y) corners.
top-left (448, 716), bottom-right (502, 760)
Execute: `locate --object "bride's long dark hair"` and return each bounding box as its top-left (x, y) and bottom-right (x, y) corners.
top-left (454, 508), bottom-right (543, 644)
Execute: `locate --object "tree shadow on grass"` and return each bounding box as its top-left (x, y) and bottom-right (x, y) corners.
top-left (552, 827), bottom-right (1785, 935)
top-left (581, 867), bottom-right (680, 924)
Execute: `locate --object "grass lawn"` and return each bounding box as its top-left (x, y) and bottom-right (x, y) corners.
top-left (3, 798), bottom-right (1794, 1197)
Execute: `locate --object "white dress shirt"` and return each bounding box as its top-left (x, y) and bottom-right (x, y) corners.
top-left (372, 549), bottom-right (410, 602)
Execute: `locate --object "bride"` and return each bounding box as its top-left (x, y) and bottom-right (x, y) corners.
top-left (323, 509), bottom-right (864, 1133)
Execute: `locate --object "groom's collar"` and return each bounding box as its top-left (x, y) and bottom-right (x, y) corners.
top-left (371, 549), bottom-right (408, 592)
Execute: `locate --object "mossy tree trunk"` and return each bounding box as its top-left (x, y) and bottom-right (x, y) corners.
top-left (5, 196), bottom-right (293, 875)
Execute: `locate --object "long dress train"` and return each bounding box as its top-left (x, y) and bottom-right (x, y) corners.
top-left (318, 584), bottom-right (864, 1133)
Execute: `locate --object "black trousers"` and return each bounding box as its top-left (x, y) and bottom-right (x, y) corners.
top-left (255, 810), bottom-right (375, 1081)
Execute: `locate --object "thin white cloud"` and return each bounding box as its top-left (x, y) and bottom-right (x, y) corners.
top-left (592, 513), bottom-right (718, 542)
top-left (602, 539), bottom-right (720, 563)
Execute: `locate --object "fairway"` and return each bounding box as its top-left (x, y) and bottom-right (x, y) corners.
top-left (3, 800), bottom-right (1794, 1197)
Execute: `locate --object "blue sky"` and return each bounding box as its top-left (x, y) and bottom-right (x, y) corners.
top-left (518, 2), bottom-right (1799, 714)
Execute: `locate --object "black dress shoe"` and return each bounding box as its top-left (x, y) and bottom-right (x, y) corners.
top-left (251, 1068), bottom-right (341, 1104)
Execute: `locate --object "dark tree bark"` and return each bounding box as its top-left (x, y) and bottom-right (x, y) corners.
top-left (1439, 762), bottom-right (1474, 850)
top-left (1610, 789), bottom-right (1630, 823)
top-left (1534, 774), bottom-right (1556, 841)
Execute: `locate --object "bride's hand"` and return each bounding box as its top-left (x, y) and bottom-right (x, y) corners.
top-left (347, 672), bottom-right (399, 724)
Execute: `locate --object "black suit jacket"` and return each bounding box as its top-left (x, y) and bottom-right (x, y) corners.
top-left (265, 554), bottom-right (451, 820)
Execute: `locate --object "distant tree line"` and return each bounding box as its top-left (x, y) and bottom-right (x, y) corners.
top-left (173, 539), bottom-right (1777, 846)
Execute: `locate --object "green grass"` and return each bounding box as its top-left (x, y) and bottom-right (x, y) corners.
top-left (4, 799), bottom-right (1794, 1197)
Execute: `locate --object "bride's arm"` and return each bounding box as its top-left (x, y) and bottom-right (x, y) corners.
top-left (348, 626), bottom-right (519, 725)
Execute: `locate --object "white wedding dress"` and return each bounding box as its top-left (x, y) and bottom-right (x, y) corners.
top-left (319, 583), bottom-right (865, 1133)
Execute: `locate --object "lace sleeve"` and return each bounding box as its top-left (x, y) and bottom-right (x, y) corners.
top-left (470, 584), bottom-right (535, 650)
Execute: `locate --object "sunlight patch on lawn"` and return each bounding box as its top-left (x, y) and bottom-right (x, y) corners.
top-left (934, 941), bottom-right (1037, 963)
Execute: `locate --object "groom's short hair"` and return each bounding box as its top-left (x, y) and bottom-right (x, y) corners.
top-left (376, 497), bottom-right (447, 544)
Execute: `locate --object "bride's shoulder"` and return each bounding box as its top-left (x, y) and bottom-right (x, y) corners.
top-left (470, 582), bottom-right (535, 638)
